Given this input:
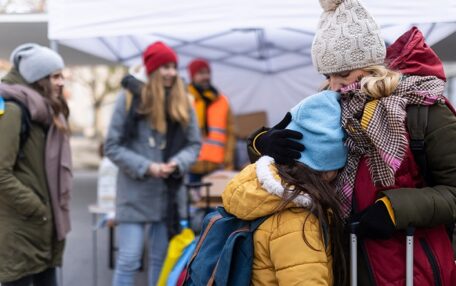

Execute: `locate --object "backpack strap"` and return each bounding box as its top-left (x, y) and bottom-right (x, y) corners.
top-left (407, 105), bottom-right (432, 185)
top-left (1, 97), bottom-right (31, 159)
top-left (216, 206), bottom-right (271, 232)
top-left (185, 212), bottom-right (223, 283)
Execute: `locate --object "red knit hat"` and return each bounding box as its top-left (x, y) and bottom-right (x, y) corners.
top-left (142, 41), bottom-right (178, 75)
top-left (188, 59), bottom-right (210, 80)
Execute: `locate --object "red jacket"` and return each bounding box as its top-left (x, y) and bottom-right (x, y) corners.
top-left (355, 152), bottom-right (455, 285)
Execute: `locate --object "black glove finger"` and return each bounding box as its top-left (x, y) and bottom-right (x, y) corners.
top-left (276, 129), bottom-right (303, 140)
top-left (276, 150), bottom-right (301, 160)
top-left (272, 112), bottom-right (292, 130)
top-left (276, 139), bottom-right (305, 152)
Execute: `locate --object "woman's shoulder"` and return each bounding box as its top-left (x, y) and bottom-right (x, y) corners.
top-left (405, 99), bottom-right (456, 137)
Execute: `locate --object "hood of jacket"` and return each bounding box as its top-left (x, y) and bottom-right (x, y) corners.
top-left (222, 156), bottom-right (312, 220)
top-left (386, 27), bottom-right (446, 81)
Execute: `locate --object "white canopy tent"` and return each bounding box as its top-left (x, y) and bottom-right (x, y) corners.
top-left (48, 0), bottom-right (456, 124)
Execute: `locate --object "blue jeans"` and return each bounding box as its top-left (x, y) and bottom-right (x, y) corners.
top-left (112, 222), bottom-right (168, 286)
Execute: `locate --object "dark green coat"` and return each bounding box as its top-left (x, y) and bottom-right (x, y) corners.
top-left (0, 101), bottom-right (64, 282)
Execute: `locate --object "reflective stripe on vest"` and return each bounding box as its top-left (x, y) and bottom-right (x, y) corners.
top-left (197, 95), bottom-right (229, 164)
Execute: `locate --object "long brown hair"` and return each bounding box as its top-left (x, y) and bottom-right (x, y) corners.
top-left (32, 77), bottom-right (70, 132)
top-left (275, 162), bottom-right (347, 286)
top-left (138, 70), bottom-right (190, 134)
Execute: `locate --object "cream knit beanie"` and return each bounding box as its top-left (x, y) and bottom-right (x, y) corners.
top-left (311, 0), bottom-right (386, 74)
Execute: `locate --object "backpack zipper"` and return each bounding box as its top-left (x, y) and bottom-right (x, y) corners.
top-left (420, 238), bottom-right (442, 286)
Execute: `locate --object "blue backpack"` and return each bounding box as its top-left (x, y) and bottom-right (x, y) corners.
top-left (184, 207), bottom-right (269, 286)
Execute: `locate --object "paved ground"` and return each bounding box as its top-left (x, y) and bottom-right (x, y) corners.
top-left (62, 170), bottom-right (147, 286)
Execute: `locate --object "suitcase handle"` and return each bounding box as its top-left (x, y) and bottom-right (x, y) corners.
top-left (350, 222), bottom-right (415, 286)
top-left (350, 222), bottom-right (360, 286)
top-left (406, 226), bottom-right (415, 286)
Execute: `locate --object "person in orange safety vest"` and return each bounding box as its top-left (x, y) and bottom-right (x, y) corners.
top-left (187, 59), bottom-right (235, 182)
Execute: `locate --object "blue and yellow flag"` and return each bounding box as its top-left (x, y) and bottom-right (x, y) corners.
top-left (0, 97), bottom-right (4, 116)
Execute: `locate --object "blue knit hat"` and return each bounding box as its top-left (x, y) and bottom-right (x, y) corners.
top-left (10, 43), bottom-right (64, 84)
top-left (286, 90), bottom-right (347, 171)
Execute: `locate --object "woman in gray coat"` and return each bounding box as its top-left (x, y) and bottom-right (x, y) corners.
top-left (105, 41), bottom-right (201, 286)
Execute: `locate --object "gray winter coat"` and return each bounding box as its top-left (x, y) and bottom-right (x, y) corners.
top-left (105, 92), bottom-right (201, 222)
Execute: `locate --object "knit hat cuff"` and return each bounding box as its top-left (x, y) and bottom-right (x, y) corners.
top-left (316, 57), bottom-right (385, 74)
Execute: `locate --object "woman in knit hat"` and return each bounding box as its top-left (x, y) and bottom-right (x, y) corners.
top-left (0, 43), bottom-right (71, 286)
top-left (104, 41), bottom-right (201, 286)
top-left (248, 0), bottom-right (456, 285)
top-left (223, 90), bottom-right (348, 285)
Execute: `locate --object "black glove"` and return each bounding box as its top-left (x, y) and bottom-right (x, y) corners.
top-left (255, 112), bottom-right (304, 165)
top-left (352, 201), bottom-right (395, 240)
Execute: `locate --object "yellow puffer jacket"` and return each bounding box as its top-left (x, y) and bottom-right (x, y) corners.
top-left (222, 156), bottom-right (333, 286)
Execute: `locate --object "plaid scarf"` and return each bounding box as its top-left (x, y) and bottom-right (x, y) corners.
top-left (336, 75), bottom-right (445, 218)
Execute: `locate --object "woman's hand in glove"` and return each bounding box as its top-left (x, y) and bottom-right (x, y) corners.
top-left (255, 112), bottom-right (304, 165)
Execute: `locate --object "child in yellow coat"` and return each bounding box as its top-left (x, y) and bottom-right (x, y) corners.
top-left (222, 90), bottom-right (348, 286)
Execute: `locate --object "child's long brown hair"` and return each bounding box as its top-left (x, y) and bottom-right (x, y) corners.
top-left (276, 162), bottom-right (347, 286)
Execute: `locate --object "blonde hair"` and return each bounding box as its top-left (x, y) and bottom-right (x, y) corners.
top-left (138, 70), bottom-right (191, 134)
top-left (359, 65), bottom-right (402, 99)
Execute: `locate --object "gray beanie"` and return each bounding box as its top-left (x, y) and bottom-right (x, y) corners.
top-left (311, 0), bottom-right (386, 74)
top-left (10, 43), bottom-right (64, 83)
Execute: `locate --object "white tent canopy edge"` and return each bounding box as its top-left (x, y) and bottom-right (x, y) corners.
top-left (48, 0), bottom-right (456, 124)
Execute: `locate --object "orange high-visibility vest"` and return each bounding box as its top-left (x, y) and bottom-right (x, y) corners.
top-left (196, 94), bottom-right (229, 164)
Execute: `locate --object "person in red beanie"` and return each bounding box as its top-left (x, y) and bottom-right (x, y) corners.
top-left (187, 59), bottom-right (235, 182)
top-left (105, 41), bottom-right (201, 286)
